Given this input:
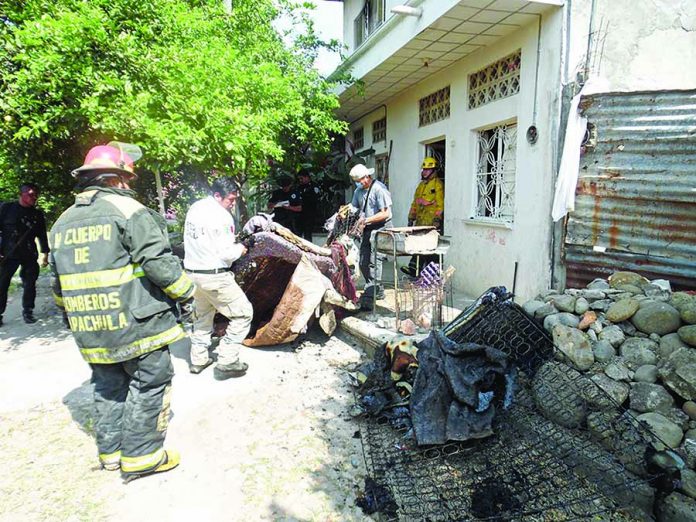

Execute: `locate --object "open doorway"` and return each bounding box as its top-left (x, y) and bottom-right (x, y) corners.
top-left (424, 139), bottom-right (446, 181)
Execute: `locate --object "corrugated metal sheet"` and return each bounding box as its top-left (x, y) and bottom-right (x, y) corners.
top-left (564, 90), bottom-right (696, 290)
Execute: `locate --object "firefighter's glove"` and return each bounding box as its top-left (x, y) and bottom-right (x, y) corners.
top-left (407, 219), bottom-right (415, 227)
top-left (179, 298), bottom-right (195, 324)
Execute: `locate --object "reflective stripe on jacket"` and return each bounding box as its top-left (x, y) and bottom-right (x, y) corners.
top-left (49, 186), bottom-right (194, 364)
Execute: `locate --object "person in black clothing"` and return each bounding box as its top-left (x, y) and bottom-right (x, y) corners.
top-left (0, 183), bottom-right (50, 325)
top-left (295, 169), bottom-right (320, 242)
top-left (267, 176), bottom-right (302, 234)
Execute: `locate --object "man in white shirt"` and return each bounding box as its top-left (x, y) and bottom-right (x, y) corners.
top-left (184, 177), bottom-right (252, 380)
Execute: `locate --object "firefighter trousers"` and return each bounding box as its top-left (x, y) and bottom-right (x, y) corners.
top-left (90, 347), bottom-right (174, 473)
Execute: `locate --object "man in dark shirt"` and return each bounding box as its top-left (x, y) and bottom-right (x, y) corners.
top-left (267, 175), bottom-right (302, 234)
top-left (0, 183), bottom-right (50, 325)
top-left (295, 169), bottom-right (321, 242)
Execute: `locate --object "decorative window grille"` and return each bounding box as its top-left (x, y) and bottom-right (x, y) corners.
top-left (354, 0), bottom-right (385, 48)
top-left (468, 50), bottom-right (521, 109)
top-left (372, 117), bottom-right (386, 143)
top-left (419, 86), bottom-right (450, 127)
top-left (353, 127), bottom-right (364, 150)
top-left (474, 123), bottom-right (517, 223)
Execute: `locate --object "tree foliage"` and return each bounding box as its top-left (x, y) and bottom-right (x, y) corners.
top-left (0, 0), bottom-right (347, 221)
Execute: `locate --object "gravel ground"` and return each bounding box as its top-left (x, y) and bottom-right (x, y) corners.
top-left (0, 275), bottom-right (374, 521)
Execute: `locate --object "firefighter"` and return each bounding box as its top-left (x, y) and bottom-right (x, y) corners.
top-left (402, 156), bottom-right (444, 277)
top-left (49, 143), bottom-right (195, 481)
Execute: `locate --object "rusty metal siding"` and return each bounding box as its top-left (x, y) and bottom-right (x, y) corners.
top-left (564, 90), bottom-right (696, 290)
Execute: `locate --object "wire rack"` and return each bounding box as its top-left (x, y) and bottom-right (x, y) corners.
top-left (358, 287), bottom-right (670, 521)
top-left (397, 264), bottom-right (456, 330)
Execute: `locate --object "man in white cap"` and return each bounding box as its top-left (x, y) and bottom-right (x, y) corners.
top-left (349, 164), bottom-right (392, 303)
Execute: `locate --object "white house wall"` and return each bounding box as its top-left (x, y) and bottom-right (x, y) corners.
top-left (567, 0), bottom-right (696, 90)
top-left (349, 10), bottom-right (564, 301)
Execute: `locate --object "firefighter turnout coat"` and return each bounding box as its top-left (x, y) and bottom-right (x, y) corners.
top-left (49, 187), bottom-right (194, 364)
top-left (408, 176), bottom-right (444, 227)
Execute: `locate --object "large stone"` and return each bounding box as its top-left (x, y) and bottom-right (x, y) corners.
top-left (551, 324), bottom-right (594, 371)
top-left (551, 294), bottom-right (576, 313)
top-left (609, 271), bottom-right (648, 289)
top-left (683, 401), bottom-right (696, 421)
top-left (682, 431), bottom-right (696, 470)
top-left (634, 364), bottom-right (658, 383)
top-left (672, 292), bottom-right (694, 311)
top-left (659, 347), bottom-right (696, 400)
top-left (680, 302), bottom-right (696, 325)
top-left (617, 320), bottom-right (638, 336)
top-left (540, 289), bottom-right (560, 299)
top-left (578, 310), bottom-right (596, 330)
top-left (593, 340), bottom-right (615, 362)
top-left (574, 297), bottom-right (589, 315)
top-left (534, 302), bottom-right (557, 320)
top-left (522, 299), bottom-right (545, 316)
top-left (632, 302), bottom-right (682, 335)
top-left (630, 382), bottom-right (675, 413)
top-left (615, 284), bottom-right (644, 295)
top-left (658, 333), bottom-right (688, 362)
top-left (643, 283), bottom-right (672, 302)
top-left (637, 412), bottom-right (683, 449)
top-left (557, 312), bottom-right (581, 328)
top-left (620, 337), bottom-right (658, 370)
top-left (584, 374), bottom-right (630, 409)
top-left (665, 408), bottom-right (691, 432)
top-left (605, 360), bottom-right (631, 381)
top-left (543, 313), bottom-right (562, 331)
top-left (650, 279), bottom-right (672, 292)
top-left (678, 325), bottom-right (696, 347)
top-left (656, 492), bottom-right (696, 522)
top-left (587, 278), bottom-right (610, 290)
top-left (589, 299), bottom-right (612, 312)
top-left (606, 299), bottom-right (640, 323)
top-left (532, 361), bottom-right (587, 428)
top-left (599, 325), bottom-right (625, 347)
top-left (679, 468), bottom-right (696, 500)
top-left (582, 289), bottom-right (607, 301)
top-left (587, 410), bottom-right (651, 477)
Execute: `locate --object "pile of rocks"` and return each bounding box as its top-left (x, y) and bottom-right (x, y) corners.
top-left (522, 271), bottom-right (696, 520)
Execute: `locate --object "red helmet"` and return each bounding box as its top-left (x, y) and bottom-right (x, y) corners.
top-left (72, 143), bottom-right (139, 179)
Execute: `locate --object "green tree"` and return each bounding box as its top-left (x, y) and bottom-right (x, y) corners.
top-left (0, 0), bottom-right (347, 222)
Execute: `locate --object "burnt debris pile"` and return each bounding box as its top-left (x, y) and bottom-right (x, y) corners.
top-left (355, 286), bottom-right (686, 521)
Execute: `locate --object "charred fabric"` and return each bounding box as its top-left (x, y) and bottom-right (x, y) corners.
top-left (354, 287), bottom-right (675, 521)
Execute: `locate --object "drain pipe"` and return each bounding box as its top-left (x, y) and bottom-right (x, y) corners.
top-left (550, 0), bottom-right (574, 292)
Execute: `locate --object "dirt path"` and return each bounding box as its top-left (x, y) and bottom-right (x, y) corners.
top-left (0, 276), bottom-right (372, 521)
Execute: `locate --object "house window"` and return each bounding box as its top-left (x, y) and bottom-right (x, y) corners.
top-left (419, 86), bottom-right (450, 127)
top-left (474, 122), bottom-right (517, 223)
top-left (468, 50), bottom-right (521, 109)
top-left (353, 127), bottom-right (364, 150)
top-left (354, 0), bottom-right (385, 48)
top-left (372, 117), bottom-right (386, 143)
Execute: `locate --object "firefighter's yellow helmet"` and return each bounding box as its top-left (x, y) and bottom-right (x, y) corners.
top-left (421, 157), bottom-right (438, 169)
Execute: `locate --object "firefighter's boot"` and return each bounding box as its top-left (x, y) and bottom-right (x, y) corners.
top-left (121, 450), bottom-right (180, 483)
